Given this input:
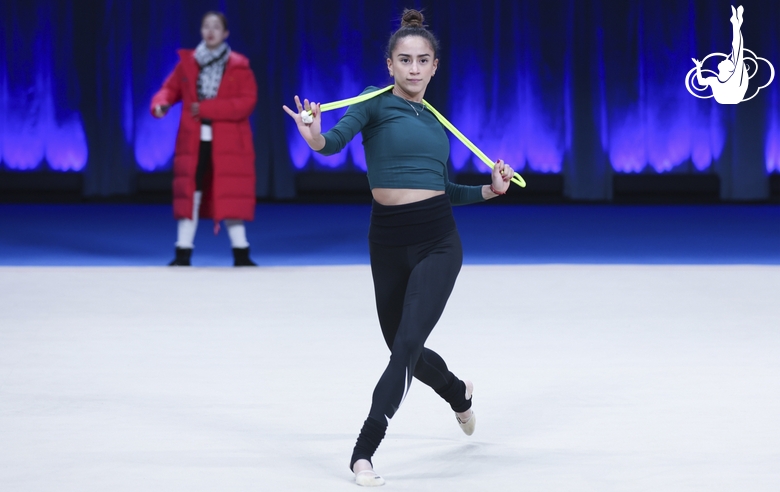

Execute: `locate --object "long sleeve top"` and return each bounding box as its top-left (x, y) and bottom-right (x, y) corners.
top-left (318, 86), bottom-right (485, 205)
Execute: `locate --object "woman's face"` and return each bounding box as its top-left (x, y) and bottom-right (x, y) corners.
top-left (387, 36), bottom-right (438, 100)
top-left (201, 15), bottom-right (229, 49)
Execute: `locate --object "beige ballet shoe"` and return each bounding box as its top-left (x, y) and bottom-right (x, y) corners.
top-left (353, 459), bottom-right (385, 487)
top-left (355, 469), bottom-right (385, 487)
top-left (456, 409), bottom-right (476, 436)
top-left (456, 380), bottom-right (476, 436)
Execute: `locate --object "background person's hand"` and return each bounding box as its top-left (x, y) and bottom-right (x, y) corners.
top-left (154, 104), bottom-right (170, 118)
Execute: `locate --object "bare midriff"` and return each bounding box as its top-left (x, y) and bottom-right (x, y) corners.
top-left (371, 188), bottom-right (445, 206)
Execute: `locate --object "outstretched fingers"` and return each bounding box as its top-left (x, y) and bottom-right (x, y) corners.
top-left (282, 95), bottom-right (314, 122)
top-left (281, 95), bottom-right (303, 120)
top-left (281, 104), bottom-right (297, 118)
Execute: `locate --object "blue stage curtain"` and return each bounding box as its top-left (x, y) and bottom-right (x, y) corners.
top-left (1, 0), bottom-right (778, 200)
top-left (1, 0), bottom-right (87, 172)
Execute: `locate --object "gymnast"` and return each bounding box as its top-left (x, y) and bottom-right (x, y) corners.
top-left (692, 5), bottom-right (748, 104)
top-left (283, 8), bottom-right (513, 487)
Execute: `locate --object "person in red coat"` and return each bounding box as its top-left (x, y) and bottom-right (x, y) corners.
top-left (151, 11), bottom-right (258, 266)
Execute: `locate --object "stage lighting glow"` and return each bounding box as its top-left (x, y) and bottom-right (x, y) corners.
top-left (288, 65), bottom-right (368, 170)
top-left (767, 89), bottom-right (780, 173)
top-left (446, 71), bottom-right (564, 175)
top-left (0, 9), bottom-right (87, 173)
top-left (609, 101), bottom-right (726, 174)
top-left (45, 114), bottom-right (88, 171)
top-left (134, 105), bottom-right (181, 172)
top-left (0, 70), bottom-right (87, 171)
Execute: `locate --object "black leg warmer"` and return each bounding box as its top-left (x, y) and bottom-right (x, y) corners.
top-left (349, 417), bottom-right (388, 471)
top-left (435, 377), bottom-right (472, 413)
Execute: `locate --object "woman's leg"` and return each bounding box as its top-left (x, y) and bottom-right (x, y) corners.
top-left (225, 219), bottom-right (257, 266)
top-left (169, 141), bottom-right (209, 266)
top-left (370, 232), bottom-right (471, 410)
top-left (175, 191), bottom-right (202, 248)
top-left (371, 231), bottom-right (467, 419)
top-left (175, 139), bottom-right (209, 251)
top-left (369, 240), bottom-right (410, 350)
top-left (352, 231), bottom-right (466, 468)
top-left (225, 219), bottom-right (249, 248)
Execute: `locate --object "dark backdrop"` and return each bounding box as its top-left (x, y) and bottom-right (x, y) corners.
top-left (1, 0), bottom-right (778, 200)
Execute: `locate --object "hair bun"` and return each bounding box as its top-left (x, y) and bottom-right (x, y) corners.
top-left (401, 9), bottom-right (425, 28)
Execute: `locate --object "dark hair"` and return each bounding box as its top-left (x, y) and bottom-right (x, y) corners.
top-left (385, 9), bottom-right (440, 59)
top-left (202, 11), bottom-right (228, 31)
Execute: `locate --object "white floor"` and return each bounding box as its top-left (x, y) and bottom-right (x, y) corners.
top-left (1, 265), bottom-right (779, 491)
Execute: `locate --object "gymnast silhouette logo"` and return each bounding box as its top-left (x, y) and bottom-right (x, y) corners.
top-left (685, 5), bottom-right (774, 104)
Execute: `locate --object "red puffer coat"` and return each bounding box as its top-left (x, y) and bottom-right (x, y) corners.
top-left (151, 49), bottom-right (257, 221)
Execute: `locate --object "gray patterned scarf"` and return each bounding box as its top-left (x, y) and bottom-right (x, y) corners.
top-left (194, 41), bottom-right (230, 101)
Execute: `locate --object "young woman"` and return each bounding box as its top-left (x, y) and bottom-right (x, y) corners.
top-left (283, 9), bottom-right (513, 486)
top-left (152, 11), bottom-right (258, 266)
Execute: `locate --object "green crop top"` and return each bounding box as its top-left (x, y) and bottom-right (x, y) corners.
top-left (318, 86), bottom-right (485, 205)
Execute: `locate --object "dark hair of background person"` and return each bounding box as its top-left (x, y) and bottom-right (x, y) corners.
top-left (202, 11), bottom-right (228, 30)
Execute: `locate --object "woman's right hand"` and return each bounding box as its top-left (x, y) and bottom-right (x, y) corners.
top-left (154, 104), bottom-right (170, 118)
top-left (282, 96), bottom-right (325, 151)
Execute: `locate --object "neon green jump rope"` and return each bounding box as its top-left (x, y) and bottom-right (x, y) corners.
top-left (305, 85), bottom-right (526, 188)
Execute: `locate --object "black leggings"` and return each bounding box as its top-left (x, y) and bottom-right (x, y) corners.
top-left (351, 196), bottom-right (472, 468)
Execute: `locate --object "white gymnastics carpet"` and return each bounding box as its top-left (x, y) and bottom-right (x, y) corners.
top-left (1, 265), bottom-right (779, 491)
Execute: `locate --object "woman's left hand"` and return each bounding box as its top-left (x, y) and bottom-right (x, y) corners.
top-left (491, 159), bottom-right (512, 194)
top-left (191, 103), bottom-right (200, 118)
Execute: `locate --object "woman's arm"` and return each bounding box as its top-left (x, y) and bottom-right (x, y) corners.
top-left (198, 67), bottom-right (258, 121)
top-left (444, 173), bottom-right (485, 205)
top-left (283, 87), bottom-right (374, 154)
top-left (445, 159), bottom-right (513, 205)
top-left (317, 104), bottom-right (371, 155)
top-left (150, 62), bottom-right (183, 117)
